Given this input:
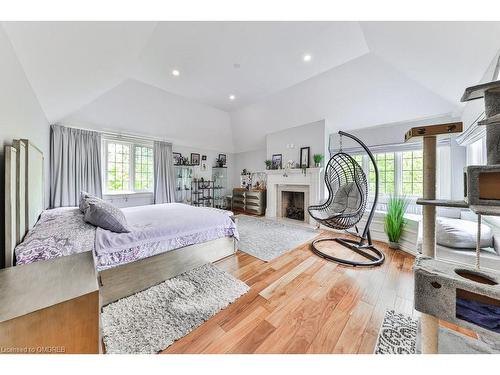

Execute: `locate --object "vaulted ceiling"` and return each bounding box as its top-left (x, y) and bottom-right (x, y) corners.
top-left (2, 21), bottom-right (500, 152)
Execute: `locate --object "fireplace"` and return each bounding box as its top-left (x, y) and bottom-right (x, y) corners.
top-left (282, 191), bottom-right (305, 221)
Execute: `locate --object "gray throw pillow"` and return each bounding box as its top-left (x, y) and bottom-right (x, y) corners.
top-left (83, 199), bottom-right (130, 233)
top-left (79, 191), bottom-right (101, 212)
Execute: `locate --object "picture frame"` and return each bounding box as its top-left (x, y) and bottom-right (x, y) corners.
top-left (218, 154), bottom-right (227, 166)
top-left (271, 154), bottom-right (282, 169)
top-left (300, 147), bottom-right (310, 168)
top-left (173, 152), bottom-right (182, 165)
top-left (202, 155), bottom-right (207, 161)
top-left (190, 153), bottom-right (200, 165)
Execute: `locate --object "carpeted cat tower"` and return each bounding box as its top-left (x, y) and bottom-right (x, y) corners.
top-left (410, 79), bottom-right (500, 354)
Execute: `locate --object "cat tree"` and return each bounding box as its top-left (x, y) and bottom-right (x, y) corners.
top-left (407, 81), bottom-right (500, 353)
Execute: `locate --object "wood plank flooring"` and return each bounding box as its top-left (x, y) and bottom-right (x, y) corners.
top-left (162, 230), bottom-right (419, 354)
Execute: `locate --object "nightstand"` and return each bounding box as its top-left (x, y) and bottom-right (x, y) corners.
top-left (0, 252), bottom-right (99, 354)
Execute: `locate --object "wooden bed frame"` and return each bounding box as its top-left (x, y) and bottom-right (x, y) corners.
top-left (4, 139), bottom-right (237, 306)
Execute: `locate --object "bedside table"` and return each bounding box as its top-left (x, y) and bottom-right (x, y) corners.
top-left (0, 252), bottom-right (99, 354)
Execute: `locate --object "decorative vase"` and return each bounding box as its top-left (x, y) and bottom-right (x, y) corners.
top-left (388, 241), bottom-right (400, 250)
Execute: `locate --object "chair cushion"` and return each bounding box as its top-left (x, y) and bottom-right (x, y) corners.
top-left (331, 182), bottom-right (362, 213)
top-left (436, 217), bottom-right (493, 249)
top-left (83, 199), bottom-right (130, 233)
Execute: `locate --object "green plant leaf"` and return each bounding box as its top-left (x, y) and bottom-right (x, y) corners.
top-left (384, 194), bottom-right (410, 243)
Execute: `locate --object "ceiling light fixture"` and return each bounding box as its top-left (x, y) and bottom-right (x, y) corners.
top-left (229, 95), bottom-right (236, 101)
top-left (303, 54), bottom-right (312, 62)
top-left (172, 69), bottom-right (180, 76)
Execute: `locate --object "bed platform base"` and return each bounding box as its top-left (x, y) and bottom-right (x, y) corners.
top-left (98, 236), bottom-right (236, 306)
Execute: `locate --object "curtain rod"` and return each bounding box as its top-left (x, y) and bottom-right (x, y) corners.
top-left (56, 124), bottom-right (172, 144)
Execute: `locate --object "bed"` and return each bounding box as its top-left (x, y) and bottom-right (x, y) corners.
top-left (4, 139), bottom-right (238, 306)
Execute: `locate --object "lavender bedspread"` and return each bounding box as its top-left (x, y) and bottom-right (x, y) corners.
top-left (15, 203), bottom-right (238, 271)
top-left (95, 203), bottom-right (238, 271)
top-left (15, 207), bottom-right (96, 265)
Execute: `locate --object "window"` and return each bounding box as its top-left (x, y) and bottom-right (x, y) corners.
top-left (369, 153), bottom-right (395, 195)
top-left (134, 146), bottom-right (154, 191)
top-left (401, 150), bottom-right (423, 196)
top-left (104, 140), bottom-right (154, 193)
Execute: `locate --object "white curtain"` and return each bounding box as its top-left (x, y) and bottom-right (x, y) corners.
top-left (49, 125), bottom-right (102, 208)
top-left (154, 140), bottom-right (176, 204)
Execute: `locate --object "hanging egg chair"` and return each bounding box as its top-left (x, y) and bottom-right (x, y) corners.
top-left (308, 131), bottom-right (385, 267)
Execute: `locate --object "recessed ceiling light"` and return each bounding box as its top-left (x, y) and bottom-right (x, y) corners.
top-left (229, 95), bottom-right (236, 101)
top-left (172, 69), bottom-right (180, 76)
top-left (303, 54), bottom-right (312, 62)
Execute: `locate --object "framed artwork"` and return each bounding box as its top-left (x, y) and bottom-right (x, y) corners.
top-left (202, 155), bottom-right (207, 161)
top-left (218, 154), bottom-right (227, 166)
top-left (173, 152), bottom-right (182, 165)
top-left (272, 154), bottom-right (282, 169)
top-left (191, 153), bottom-right (200, 165)
top-left (300, 147), bottom-right (310, 168)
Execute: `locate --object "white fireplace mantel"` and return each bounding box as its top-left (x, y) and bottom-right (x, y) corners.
top-left (265, 168), bottom-right (323, 224)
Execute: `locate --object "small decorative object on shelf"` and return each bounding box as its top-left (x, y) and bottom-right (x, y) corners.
top-left (265, 160), bottom-right (272, 170)
top-left (173, 152), bottom-right (182, 165)
top-left (271, 154), bottom-right (282, 169)
top-left (190, 153), bottom-right (200, 165)
top-left (240, 169), bottom-right (252, 189)
top-left (215, 156), bottom-right (224, 168)
top-left (218, 154), bottom-right (227, 166)
top-left (300, 146), bottom-right (310, 168)
top-left (313, 153), bottom-right (323, 167)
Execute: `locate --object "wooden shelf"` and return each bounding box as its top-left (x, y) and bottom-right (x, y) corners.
top-left (416, 199), bottom-right (469, 208)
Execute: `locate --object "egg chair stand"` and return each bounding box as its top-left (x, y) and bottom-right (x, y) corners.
top-left (308, 131), bottom-right (384, 267)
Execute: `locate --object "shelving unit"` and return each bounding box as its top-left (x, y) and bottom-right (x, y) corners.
top-left (174, 165), bottom-right (194, 203)
top-left (212, 167), bottom-right (227, 209)
top-left (191, 180), bottom-right (214, 207)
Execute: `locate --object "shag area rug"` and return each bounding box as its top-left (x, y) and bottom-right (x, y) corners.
top-left (236, 215), bottom-right (318, 261)
top-left (375, 310), bottom-right (418, 354)
top-left (101, 263), bottom-right (249, 354)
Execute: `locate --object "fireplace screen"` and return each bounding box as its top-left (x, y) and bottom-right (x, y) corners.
top-left (282, 191), bottom-right (305, 221)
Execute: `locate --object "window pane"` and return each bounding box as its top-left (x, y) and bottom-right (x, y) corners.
top-left (106, 142), bottom-right (130, 192)
top-left (401, 149), bottom-right (423, 196)
top-left (369, 152), bottom-right (395, 195)
top-left (134, 145), bottom-right (154, 191)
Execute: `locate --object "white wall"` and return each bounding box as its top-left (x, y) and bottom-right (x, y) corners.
top-left (63, 79), bottom-right (234, 153)
top-left (0, 26), bottom-right (50, 268)
top-left (230, 53), bottom-right (457, 152)
top-left (232, 148), bottom-right (267, 189)
top-left (266, 120), bottom-right (328, 166)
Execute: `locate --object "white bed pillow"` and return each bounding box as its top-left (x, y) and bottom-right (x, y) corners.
top-left (436, 217), bottom-right (493, 249)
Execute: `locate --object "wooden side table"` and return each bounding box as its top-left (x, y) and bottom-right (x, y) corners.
top-left (0, 252), bottom-right (99, 354)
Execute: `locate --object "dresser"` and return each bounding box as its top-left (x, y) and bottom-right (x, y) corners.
top-left (0, 252), bottom-right (99, 354)
top-left (232, 188), bottom-right (266, 215)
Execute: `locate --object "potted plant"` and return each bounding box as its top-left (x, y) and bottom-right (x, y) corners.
top-left (384, 194), bottom-right (410, 250)
top-left (265, 160), bottom-right (272, 170)
top-left (313, 154), bottom-right (323, 167)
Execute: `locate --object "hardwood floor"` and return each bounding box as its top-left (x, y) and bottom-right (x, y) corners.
top-left (162, 230), bottom-right (419, 354)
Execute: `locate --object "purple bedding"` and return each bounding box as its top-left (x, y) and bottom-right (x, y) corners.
top-left (95, 203), bottom-right (238, 271)
top-left (15, 203), bottom-right (238, 271)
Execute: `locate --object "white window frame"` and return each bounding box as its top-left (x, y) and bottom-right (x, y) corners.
top-left (103, 138), bottom-right (154, 194)
top-left (352, 146), bottom-right (450, 214)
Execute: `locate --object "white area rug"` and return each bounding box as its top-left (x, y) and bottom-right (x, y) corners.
top-left (236, 215), bottom-right (318, 261)
top-left (375, 310), bottom-right (418, 354)
top-left (101, 263), bottom-right (249, 354)
top-left (375, 310), bottom-right (499, 354)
